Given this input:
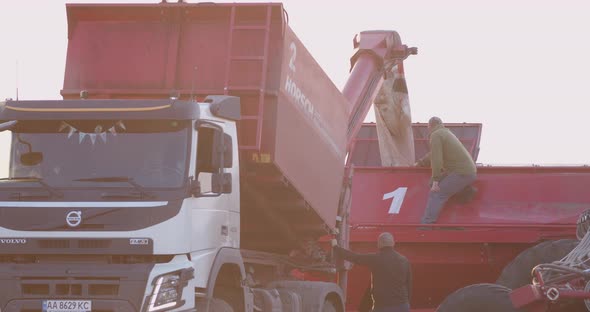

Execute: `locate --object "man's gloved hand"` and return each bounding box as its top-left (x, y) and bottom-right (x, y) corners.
top-left (431, 181), bottom-right (440, 192)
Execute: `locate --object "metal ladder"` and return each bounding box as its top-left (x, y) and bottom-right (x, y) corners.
top-left (223, 5), bottom-right (273, 151)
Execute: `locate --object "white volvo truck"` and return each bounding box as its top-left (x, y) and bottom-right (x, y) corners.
top-left (0, 2), bottom-right (415, 311)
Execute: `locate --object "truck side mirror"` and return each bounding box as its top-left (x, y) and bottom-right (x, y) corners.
top-left (212, 172), bottom-right (232, 194)
top-left (211, 131), bottom-right (233, 169)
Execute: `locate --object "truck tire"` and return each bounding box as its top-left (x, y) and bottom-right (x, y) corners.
top-left (210, 298), bottom-right (233, 312)
top-left (436, 283), bottom-right (517, 312)
top-left (322, 299), bottom-right (338, 312)
top-left (496, 239), bottom-right (578, 289)
top-left (196, 298), bottom-right (233, 312)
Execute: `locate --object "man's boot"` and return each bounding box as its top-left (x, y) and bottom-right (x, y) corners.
top-left (455, 185), bottom-right (477, 204)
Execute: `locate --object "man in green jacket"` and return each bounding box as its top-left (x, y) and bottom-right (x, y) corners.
top-left (416, 117), bottom-right (477, 224)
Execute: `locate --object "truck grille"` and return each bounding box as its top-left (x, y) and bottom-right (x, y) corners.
top-left (38, 240), bottom-right (70, 249)
top-left (1, 262), bottom-right (152, 311)
top-left (38, 239), bottom-right (112, 249)
top-left (0, 238), bottom-right (153, 256)
top-left (20, 279), bottom-right (119, 297)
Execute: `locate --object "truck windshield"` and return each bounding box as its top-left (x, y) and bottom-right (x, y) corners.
top-left (6, 120), bottom-right (190, 188)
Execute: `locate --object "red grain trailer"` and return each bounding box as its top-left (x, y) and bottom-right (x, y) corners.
top-left (345, 123), bottom-right (590, 311)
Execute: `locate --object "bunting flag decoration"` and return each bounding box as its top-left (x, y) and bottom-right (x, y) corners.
top-left (58, 122), bottom-right (68, 132)
top-left (67, 126), bottom-right (76, 139)
top-left (59, 121), bottom-right (126, 145)
top-left (79, 132), bottom-right (87, 144)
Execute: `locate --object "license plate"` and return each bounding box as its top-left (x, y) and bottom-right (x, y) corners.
top-left (42, 300), bottom-right (91, 312)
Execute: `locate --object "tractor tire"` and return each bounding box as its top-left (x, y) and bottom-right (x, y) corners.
top-left (496, 239), bottom-right (578, 289)
top-left (436, 283), bottom-right (518, 312)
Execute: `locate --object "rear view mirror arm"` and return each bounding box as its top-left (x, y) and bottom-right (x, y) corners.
top-left (16, 133), bottom-right (32, 153)
top-left (0, 120), bottom-right (17, 132)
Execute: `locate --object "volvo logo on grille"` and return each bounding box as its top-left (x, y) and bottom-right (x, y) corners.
top-left (0, 238), bottom-right (27, 244)
top-left (66, 211), bottom-right (82, 227)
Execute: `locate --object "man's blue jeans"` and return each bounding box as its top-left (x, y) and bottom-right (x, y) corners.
top-left (421, 173), bottom-right (476, 224)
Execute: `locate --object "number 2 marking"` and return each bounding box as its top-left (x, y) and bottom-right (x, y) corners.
top-left (289, 42), bottom-right (297, 72)
top-left (383, 187), bottom-right (407, 214)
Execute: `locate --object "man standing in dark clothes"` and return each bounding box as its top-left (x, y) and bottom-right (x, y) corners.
top-left (332, 232), bottom-right (412, 312)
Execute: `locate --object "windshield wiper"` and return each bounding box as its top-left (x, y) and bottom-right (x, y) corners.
top-left (73, 176), bottom-right (155, 199)
top-left (0, 177), bottom-right (63, 199)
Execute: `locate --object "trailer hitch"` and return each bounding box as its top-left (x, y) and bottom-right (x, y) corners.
top-left (546, 287), bottom-right (560, 301)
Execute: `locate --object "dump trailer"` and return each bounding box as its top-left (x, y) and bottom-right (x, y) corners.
top-left (344, 123), bottom-right (590, 311)
top-left (0, 2), bottom-right (416, 311)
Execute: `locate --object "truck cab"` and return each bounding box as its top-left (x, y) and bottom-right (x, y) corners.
top-left (0, 96), bottom-right (243, 311)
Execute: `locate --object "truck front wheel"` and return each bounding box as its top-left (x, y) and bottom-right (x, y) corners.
top-left (322, 299), bottom-right (338, 312)
top-left (196, 298), bottom-right (233, 312)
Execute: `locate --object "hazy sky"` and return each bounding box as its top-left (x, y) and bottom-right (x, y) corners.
top-left (1, 0), bottom-right (590, 175)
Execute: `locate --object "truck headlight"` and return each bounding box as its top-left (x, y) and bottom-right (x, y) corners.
top-left (146, 268), bottom-right (194, 312)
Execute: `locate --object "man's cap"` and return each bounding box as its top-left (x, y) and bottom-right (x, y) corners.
top-left (428, 116), bottom-right (442, 126)
top-left (378, 232), bottom-right (395, 249)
